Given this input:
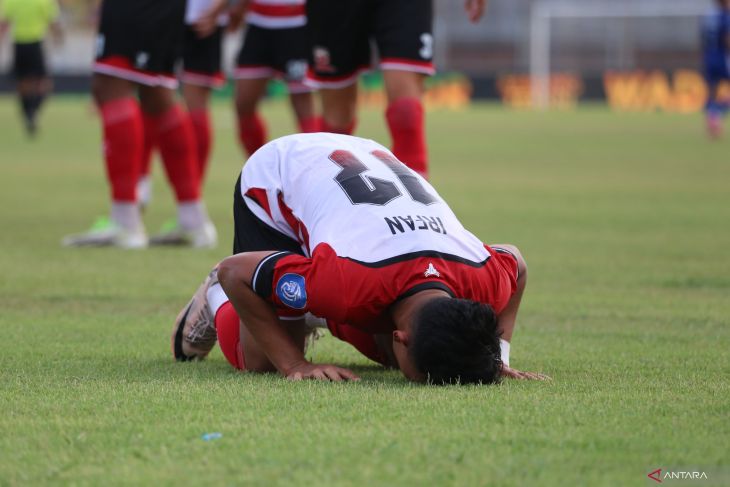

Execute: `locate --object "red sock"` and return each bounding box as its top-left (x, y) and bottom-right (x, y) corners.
top-left (321, 118), bottom-right (356, 135)
top-left (99, 97), bottom-right (143, 202)
top-left (237, 113), bottom-right (267, 156)
top-left (140, 113), bottom-right (158, 179)
top-left (298, 115), bottom-right (322, 133)
top-left (189, 109), bottom-right (212, 181)
top-left (386, 97), bottom-right (428, 178)
top-left (154, 105), bottom-right (200, 202)
top-left (215, 302), bottom-right (245, 370)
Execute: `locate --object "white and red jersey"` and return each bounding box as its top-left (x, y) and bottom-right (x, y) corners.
top-left (241, 133), bottom-right (518, 331)
top-left (246, 0), bottom-right (306, 29)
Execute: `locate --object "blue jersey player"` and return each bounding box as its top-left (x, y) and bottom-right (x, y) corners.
top-left (702, 0), bottom-right (730, 138)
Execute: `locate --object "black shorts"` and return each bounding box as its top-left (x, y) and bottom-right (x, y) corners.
top-left (181, 25), bottom-right (225, 88)
top-left (305, 0), bottom-right (434, 88)
top-left (13, 42), bottom-right (46, 78)
top-left (93, 0), bottom-right (186, 88)
top-left (233, 174), bottom-right (304, 255)
top-left (234, 24), bottom-right (312, 93)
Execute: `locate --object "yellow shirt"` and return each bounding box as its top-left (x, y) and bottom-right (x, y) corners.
top-left (0, 0), bottom-right (59, 43)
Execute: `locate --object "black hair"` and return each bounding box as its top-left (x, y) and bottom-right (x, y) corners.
top-left (409, 298), bottom-right (502, 385)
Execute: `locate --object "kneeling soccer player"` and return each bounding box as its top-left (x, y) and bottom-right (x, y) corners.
top-left (172, 133), bottom-right (548, 383)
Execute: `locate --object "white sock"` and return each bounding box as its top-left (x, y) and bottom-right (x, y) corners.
top-left (111, 202), bottom-right (143, 231)
top-left (137, 175), bottom-right (152, 208)
top-left (206, 283), bottom-right (229, 316)
top-left (178, 201), bottom-right (209, 230)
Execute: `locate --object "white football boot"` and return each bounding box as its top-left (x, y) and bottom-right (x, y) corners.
top-left (149, 219), bottom-right (218, 249)
top-left (172, 267), bottom-right (219, 361)
top-left (62, 216), bottom-right (148, 249)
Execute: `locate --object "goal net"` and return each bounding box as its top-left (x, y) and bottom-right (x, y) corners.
top-left (529, 0), bottom-right (714, 108)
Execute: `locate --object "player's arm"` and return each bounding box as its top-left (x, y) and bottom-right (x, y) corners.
top-left (45, 0), bottom-right (62, 43)
top-left (0, 2), bottom-right (11, 44)
top-left (217, 252), bottom-right (359, 381)
top-left (226, 0), bottom-right (250, 32)
top-left (192, 0), bottom-right (228, 38)
top-left (490, 244), bottom-right (550, 381)
top-left (0, 21), bottom-right (9, 43)
top-left (49, 18), bottom-right (63, 44)
top-left (464, 0), bottom-right (487, 23)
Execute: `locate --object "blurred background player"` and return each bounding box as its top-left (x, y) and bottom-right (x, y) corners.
top-left (304, 0), bottom-right (486, 178)
top-left (137, 0), bottom-right (228, 244)
top-left (230, 0), bottom-right (320, 157)
top-left (62, 0), bottom-right (216, 249)
top-left (701, 0), bottom-right (730, 138)
top-left (0, 0), bottom-right (62, 137)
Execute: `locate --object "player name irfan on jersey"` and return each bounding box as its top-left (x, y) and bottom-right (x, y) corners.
top-left (384, 215), bottom-right (447, 235)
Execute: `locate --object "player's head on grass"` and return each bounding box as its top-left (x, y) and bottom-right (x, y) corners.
top-left (402, 297), bottom-right (502, 385)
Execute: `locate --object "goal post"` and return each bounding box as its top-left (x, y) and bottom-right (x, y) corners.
top-left (529, 0), bottom-right (714, 108)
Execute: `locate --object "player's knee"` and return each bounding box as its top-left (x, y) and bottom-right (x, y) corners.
top-left (216, 257), bottom-right (238, 291)
top-left (91, 74), bottom-right (132, 105)
top-left (234, 94), bottom-right (257, 116)
top-left (90, 75), bottom-right (108, 105)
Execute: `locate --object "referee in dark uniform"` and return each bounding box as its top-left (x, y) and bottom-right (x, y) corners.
top-left (0, 0), bottom-right (62, 136)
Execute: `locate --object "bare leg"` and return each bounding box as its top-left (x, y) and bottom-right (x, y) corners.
top-left (182, 83), bottom-right (211, 112)
top-left (382, 70), bottom-right (425, 102)
top-left (17, 76), bottom-right (50, 135)
top-left (234, 77), bottom-right (270, 155)
top-left (91, 73), bottom-right (136, 105)
top-left (289, 91), bottom-right (316, 124)
top-left (138, 85), bottom-right (176, 115)
top-left (319, 83), bottom-right (358, 133)
top-left (234, 77), bottom-right (269, 117)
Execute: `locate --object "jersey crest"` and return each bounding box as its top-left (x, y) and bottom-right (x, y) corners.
top-left (424, 262), bottom-right (440, 278)
top-left (277, 273), bottom-right (307, 309)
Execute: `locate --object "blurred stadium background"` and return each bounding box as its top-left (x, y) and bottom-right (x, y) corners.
top-left (0, 0), bottom-right (716, 111)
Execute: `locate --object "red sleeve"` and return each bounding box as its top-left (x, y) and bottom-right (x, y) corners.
top-left (251, 247), bottom-right (350, 322)
top-left (481, 245), bottom-right (519, 315)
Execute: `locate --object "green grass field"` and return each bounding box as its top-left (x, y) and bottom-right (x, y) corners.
top-left (0, 96), bottom-right (728, 486)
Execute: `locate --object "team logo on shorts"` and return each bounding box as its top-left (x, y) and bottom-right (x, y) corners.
top-left (313, 46), bottom-right (335, 73)
top-left (135, 51), bottom-right (150, 69)
top-left (286, 59), bottom-right (308, 81)
top-left (276, 273), bottom-right (307, 309)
